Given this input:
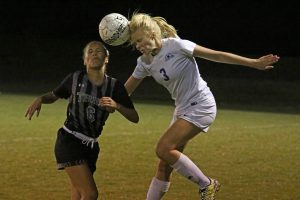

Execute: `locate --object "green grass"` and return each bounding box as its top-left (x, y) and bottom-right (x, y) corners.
top-left (0, 93), bottom-right (300, 200)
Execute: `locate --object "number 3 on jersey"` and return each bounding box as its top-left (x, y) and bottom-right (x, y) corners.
top-left (160, 68), bottom-right (170, 81)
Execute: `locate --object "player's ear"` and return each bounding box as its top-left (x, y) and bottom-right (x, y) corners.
top-left (104, 57), bottom-right (109, 64)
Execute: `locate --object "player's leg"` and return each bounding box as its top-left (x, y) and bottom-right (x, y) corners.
top-left (146, 145), bottom-right (185, 200)
top-left (65, 164), bottom-right (98, 200)
top-left (156, 118), bottom-right (210, 188)
top-left (156, 118), bottom-right (220, 199)
top-left (70, 182), bottom-right (81, 200)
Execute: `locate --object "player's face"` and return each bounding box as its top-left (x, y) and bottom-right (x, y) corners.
top-left (84, 43), bottom-right (107, 69)
top-left (131, 29), bottom-right (156, 55)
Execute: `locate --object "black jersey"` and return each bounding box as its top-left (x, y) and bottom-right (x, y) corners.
top-left (53, 70), bottom-right (135, 138)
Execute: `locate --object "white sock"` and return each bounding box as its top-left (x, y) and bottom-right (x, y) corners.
top-left (171, 153), bottom-right (210, 188)
top-left (146, 177), bottom-right (170, 200)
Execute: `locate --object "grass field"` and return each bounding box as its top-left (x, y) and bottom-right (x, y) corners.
top-left (0, 93), bottom-right (299, 200)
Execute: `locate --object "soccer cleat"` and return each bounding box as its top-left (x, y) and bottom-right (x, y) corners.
top-left (199, 178), bottom-right (220, 200)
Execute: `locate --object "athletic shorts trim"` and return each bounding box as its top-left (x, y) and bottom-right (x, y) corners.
top-left (54, 128), bottom-right (100, 173)
top-left (57, 160), bottom-right (86, 170)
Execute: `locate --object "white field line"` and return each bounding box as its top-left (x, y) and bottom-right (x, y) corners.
top-left (1, 123), bottom-right (299, 143)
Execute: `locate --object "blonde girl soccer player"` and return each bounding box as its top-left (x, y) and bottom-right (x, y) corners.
top-left (25, 41), bottom-right (139, 200)
top-left (124, 13), bottom-right (279, 200)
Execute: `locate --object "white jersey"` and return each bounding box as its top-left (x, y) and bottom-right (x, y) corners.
top-left (132, 38), bottom-right (212, 114)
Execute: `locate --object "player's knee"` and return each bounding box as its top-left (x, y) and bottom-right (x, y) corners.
top-left (155, 141), bottom-right (171, 160)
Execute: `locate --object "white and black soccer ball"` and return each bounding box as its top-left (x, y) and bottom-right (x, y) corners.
top-left (99, 13), bottom-right (130, 46)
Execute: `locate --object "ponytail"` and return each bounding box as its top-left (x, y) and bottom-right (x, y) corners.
top-left (152, 17), bottom-right (178, 38)
top-left (129, 12), bottom-right (178, 42)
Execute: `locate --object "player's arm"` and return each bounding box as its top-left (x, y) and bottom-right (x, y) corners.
top-left (100, 78), bottom-right (140, 123)
top-left (99, 97), bottom-right (139, 123)
top-left (193, 45), bottom-right (279, 70)
top-left (124, 75), bottom-right (143, 96)
top-left (115, 103), bottom-right (139, 123)
top-left (25, 92), bottom-right (59, 120)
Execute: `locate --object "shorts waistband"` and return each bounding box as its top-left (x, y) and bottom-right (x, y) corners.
top-left (62, 125), bottom-right (98, 148)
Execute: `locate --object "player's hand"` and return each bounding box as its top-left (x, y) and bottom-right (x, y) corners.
top-left (99, 97), bottom-right (117, 113)
top-left (254, 54), bottom-right (280, 70)
top-left (25, 97), bottom-right (42, 120)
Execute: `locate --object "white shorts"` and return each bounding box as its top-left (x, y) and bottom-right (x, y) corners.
top-left (171, 92), bottom-right (217, 132)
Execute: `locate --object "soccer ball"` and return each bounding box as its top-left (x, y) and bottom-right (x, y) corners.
top-left (99, 13), bottom-right (130, 46)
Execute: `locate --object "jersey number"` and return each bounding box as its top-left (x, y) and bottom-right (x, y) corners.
top-left (86, 106), bottom-right (95, 123)
top-left (160, 68), bottom-right (170, 81)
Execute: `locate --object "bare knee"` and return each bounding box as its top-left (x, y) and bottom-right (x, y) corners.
top-left (155, 139), bottom-right (174, 161)
top-left (155, 138), bottom-right (187, 165)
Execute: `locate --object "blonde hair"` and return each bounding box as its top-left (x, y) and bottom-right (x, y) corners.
top-left (129, 12), bottom-right (178, 44)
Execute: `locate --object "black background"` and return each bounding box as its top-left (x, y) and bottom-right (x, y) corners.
top-left (1, 0), bottom-right (299, 103)
top-left (2, 0), bottom-right (299, 56)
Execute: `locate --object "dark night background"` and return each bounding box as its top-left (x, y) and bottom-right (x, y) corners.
top-left (1, 0), bottom-right (299, 109)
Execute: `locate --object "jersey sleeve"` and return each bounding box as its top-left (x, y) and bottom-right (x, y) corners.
top-left (176, 38), bottom-right (196, 57)
top-left (132, 57), bottom-right (150, 79)
top-left (112, 80), bottom-right (135, 109)
top-left (52, 73), bottom-right (73, 99)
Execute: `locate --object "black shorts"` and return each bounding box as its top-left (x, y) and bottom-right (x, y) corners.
top-left (54, 128), bottom-right (100, 174)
